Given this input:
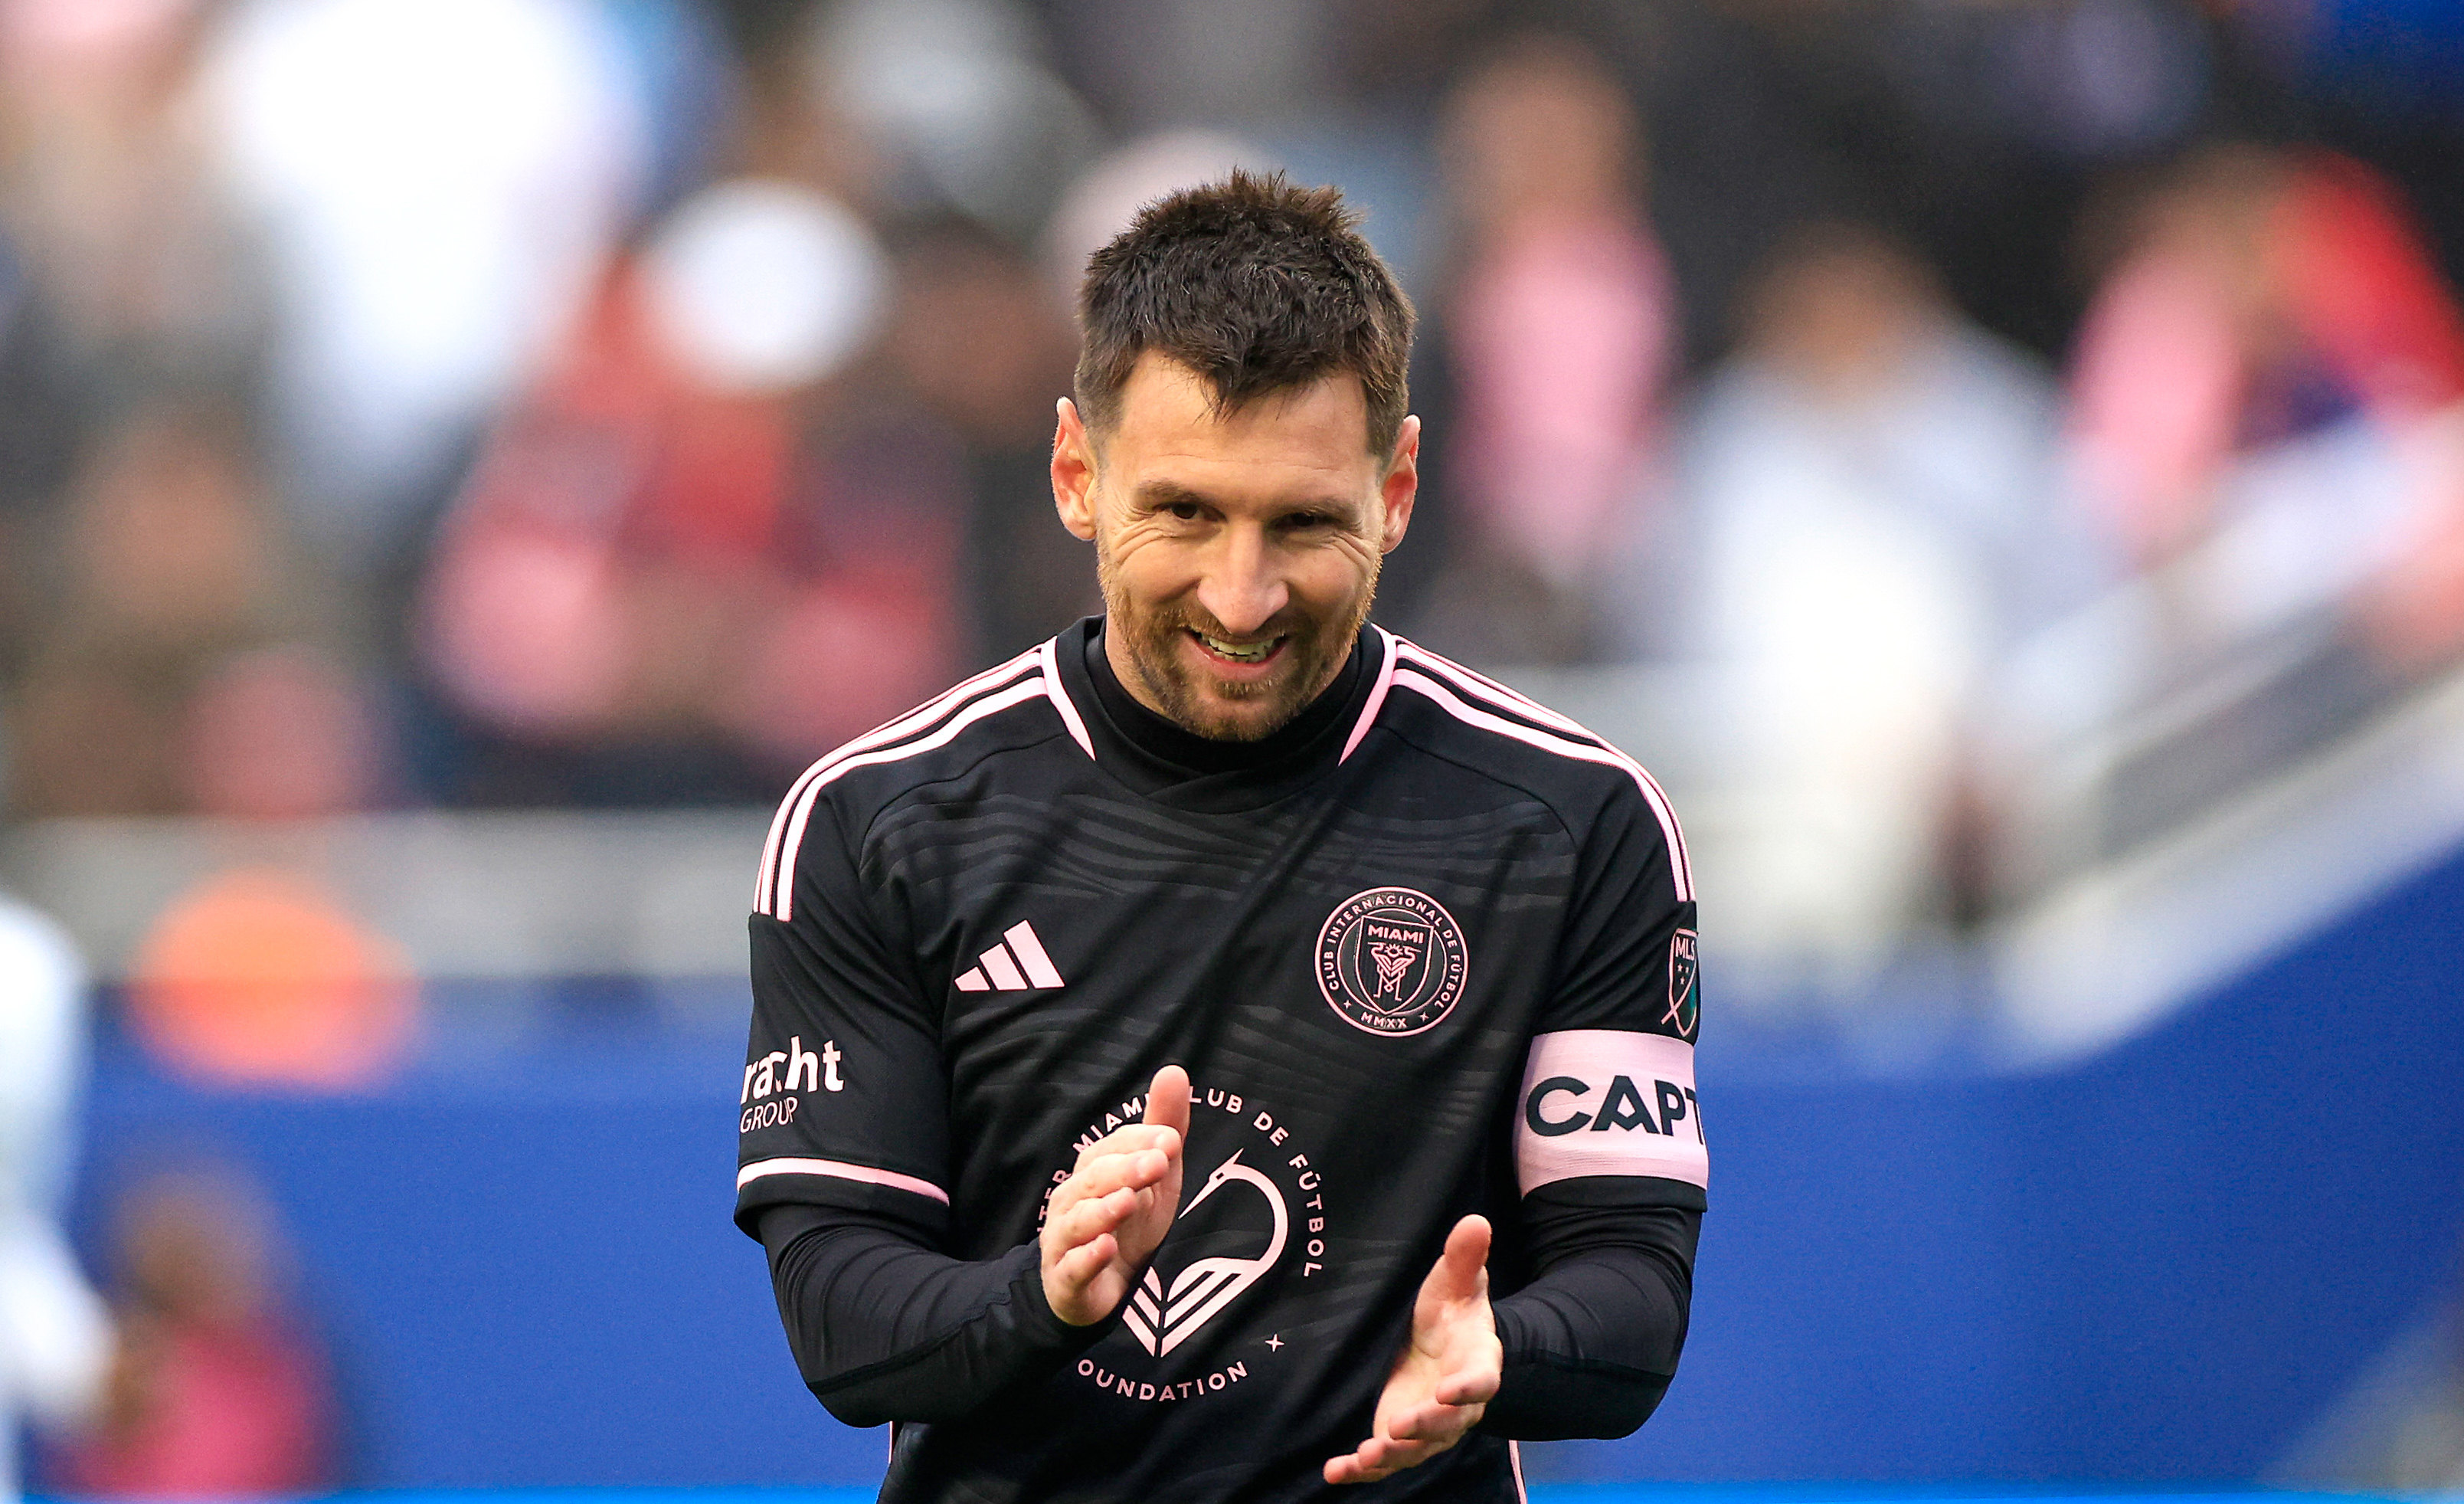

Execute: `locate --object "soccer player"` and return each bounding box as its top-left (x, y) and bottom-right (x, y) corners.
top-left (737, 171), bottom-right (1703, 1501)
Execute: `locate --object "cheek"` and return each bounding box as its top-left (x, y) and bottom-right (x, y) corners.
top-left (1289, 539), bottom-right (1382, 611)
top-left (1101, 528), bottom-right (1199, 601)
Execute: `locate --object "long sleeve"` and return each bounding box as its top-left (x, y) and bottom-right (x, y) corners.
top-left (1484, 752), bottom-right (1706, 1440)
top-left (758, 1203), bottom-right (1107, 1427)
top-left (1481, 1192), bottom-right (1698, 1440)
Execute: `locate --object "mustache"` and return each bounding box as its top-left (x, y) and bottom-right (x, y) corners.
top-left (1146, 609), bottom-right (1304, 644)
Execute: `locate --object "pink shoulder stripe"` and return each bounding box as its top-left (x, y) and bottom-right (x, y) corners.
top-left (1390, 667), bottom-right (1693, 902)
top-left (770, 674), bottom-right (1054, 922)
top-left (1396, 641), bottom-right (1596, 740)
top-left (1393, 642), bottom-right (1693, 899)
top-left (1339, 626), bottom-right (1401, 763)
top-left (736, 1155), bottom-right (950, 1206)
top-left (754, 647), bottom-right (1043, 913)
top-left (1036, 637), bottom-right (1096, 759)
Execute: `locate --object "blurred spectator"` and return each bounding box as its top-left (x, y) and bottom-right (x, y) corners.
top-left (1677, 223), bottom-right (2093, 980)
top-left (0, 0), bottom-right (264, 382)
top-left (886, 220), bottom-right (1094, 664)
top-left (809, 0), bottom-right (1098, 240)
top-left (178, 645), bottom-right (384, 823)
top-left (195, 0), bottom-right (650, 565)
top-left (53, 1168), bottom-right (335, 1497)
top-left (7, 398), bottom-right (335, 818)
top-left (1045, 0), bottom-right (1333, 136)
top-left (0, 893), bottom-right (110, 1504)
top-left (1415, 34), bottom-right (1675, 665)
top-left (417, 170), bottom-right (971, 798)
top-left (2024, 143), bottom-right (2464, 796)
top-left (2066, 146), bottom-right (2464, 574)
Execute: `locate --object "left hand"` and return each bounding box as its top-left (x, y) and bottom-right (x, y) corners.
top-left (1324, 1214), bottom-right (1503, 1485)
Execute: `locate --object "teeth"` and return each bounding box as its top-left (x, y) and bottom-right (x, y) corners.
top-left (1198, 633), bottom-right (1275, 663)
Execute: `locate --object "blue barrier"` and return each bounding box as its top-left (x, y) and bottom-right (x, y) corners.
top-left (61, 844), bottom-right (2464, 1487)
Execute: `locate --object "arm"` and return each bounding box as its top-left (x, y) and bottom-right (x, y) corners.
top-left (1328, 780), bottom-right (1706, 1479)
top-left (754, 1066), bottom-right (1191, 1427)
top-left (1484, 1191), bottom-right (1698, 1440)
top-left (758, 1204), bottom-right (1089, 1427)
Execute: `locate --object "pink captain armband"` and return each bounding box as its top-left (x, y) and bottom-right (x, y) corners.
top-left (1514, 1030), bottom-right (1709, 1194)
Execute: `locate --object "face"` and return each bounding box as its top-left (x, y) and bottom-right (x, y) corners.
top-left (1052, 353), bottom-right (1418, 740)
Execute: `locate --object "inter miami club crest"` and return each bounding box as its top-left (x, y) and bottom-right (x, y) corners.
top-left (1316, 887), bottom-right (1469, 1037)
top-left (1665, 928), bottom-right (1700, 1042)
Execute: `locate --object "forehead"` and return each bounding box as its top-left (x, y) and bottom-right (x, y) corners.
top-left (1103, 352), bottom-right (1376, 492)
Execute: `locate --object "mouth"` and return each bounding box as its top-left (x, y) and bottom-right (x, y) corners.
top-left (1188, 629), bottom-right (1286, 668)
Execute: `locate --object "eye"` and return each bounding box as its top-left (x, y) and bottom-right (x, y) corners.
top-left (1165, 500), bottom-right (1204, 521)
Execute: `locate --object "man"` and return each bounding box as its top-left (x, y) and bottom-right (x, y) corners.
top-left (738, 172), bottom-right (1703, 1501)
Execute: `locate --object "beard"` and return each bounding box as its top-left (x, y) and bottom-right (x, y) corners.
top-left (1095, 542), bottom-right (1379, 742)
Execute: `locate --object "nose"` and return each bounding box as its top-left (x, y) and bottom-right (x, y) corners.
top-left (1195, 525), bottom-right (1288, 637)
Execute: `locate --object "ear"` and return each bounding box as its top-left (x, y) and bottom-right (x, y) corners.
top-left (1376, 415), bottom-right (1420, 554)
top-left (1052, 398), bottom-right (1098, 542)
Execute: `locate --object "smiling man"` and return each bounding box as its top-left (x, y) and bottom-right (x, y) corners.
top-left (736, 172), bottom-right (1704, 1502)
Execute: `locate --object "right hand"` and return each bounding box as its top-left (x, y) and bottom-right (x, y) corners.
top-left (1040, 1064), bottom-right (1190, 1325)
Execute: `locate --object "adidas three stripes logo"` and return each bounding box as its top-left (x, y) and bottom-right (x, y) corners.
top-left (954, 922), bottom-right (1065, 992)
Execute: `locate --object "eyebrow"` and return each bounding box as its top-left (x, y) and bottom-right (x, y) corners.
top-left (1132, 480), bottom-right (1356, 518)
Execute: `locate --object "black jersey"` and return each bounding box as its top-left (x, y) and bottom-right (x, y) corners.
top-left (736, 618), bottom-right (1705, 1502)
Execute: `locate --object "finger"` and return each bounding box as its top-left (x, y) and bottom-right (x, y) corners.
top-left (1389, 1395), bottom-right (1479, 1440)
top-left (1324, 1438), bottom-right (1402, 1486)
top-left (1068, 1148), bottom-right (1173, 1198)
top-left (1049, 1231), bottom-right (1117, 1291)
top-left (1438, 1214), bottom-right (1491, 1294)
top-left (1330, 1431), bottom-right (1432, 1483)
top-left (1073, 1123), bottom-right (1180, 1170)
top-left (1432, 1363), bottom-right (1500, 1407)
top-left (1047, 1186), bottom-right (1137, 1248)
top-left (1144, 1064), bottom-right (1193, 1145)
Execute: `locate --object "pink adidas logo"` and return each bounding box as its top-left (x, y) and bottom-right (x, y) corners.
top-left (954, 921), bottom-right (1065, 992)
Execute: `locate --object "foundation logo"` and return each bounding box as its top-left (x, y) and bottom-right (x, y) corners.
top-left (1045, 1082), bottom-right (1333, 1407)
top-left (1124, 1151), bottom-right (1285, 1356)
top-left (1316, 886), bottom-right (1469, 1037)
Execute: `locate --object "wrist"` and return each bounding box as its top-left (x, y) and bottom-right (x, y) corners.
top-left (1016, 1250), bottom-right (1113, 1348)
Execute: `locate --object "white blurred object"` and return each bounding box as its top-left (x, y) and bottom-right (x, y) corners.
top-left (1042, 129), bottom-right (1265, 308)
top-left (812, 0), bottom-right (1097, 236)
top-left (643, 180), bottom-right (887, 395)
top-left (0, 894), bottom-right (109, 1504)
top-left (1690, 379), bottom-right (1988, 978)
top-left (198, 0), bottom-right (646, 555)
top-left (1677, 309), bottom-right (2070, 985)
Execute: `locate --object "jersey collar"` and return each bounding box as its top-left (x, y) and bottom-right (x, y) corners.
top-left (1052, 615), bottom-right (1382, 811)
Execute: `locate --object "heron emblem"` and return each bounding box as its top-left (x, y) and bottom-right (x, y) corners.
top-left (1120, 1149), bottom-right (1288, 1357)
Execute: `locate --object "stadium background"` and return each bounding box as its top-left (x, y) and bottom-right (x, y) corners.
top-left (4, 0), bottom-right (2464, 1496)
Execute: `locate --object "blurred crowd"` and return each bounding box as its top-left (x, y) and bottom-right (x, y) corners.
top-left (2, 5), bottom-right (2462, 1492)
top-left (2, 886), bottom-right (335, 1502)
top-left (0, 0), bottom-right (2458, 975)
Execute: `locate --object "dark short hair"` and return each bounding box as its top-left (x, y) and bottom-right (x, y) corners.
top-left (1075, 169), bottom-right (1415, 457)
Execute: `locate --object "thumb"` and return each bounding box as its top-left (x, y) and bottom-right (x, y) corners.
top-left (1429, 1214), bottom-right (1491, 1301)
top-left (1145, 1064), bottom-right (1193, 1143)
